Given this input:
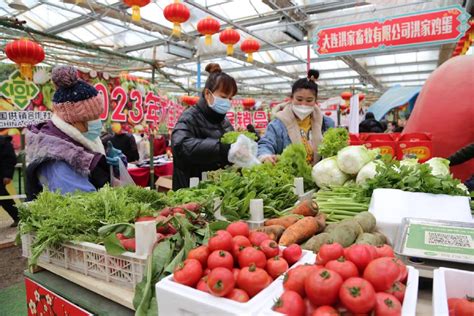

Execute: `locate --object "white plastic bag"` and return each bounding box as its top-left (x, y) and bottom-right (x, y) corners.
top-left (228, 134), bottom-right (261, 168)
top-left (110, 159), bottom-right (135, 187)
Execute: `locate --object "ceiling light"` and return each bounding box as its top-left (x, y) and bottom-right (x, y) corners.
top-left (8, 0), bottom-right (28, 11)
top-left (165, 42), bottom-right (195, 59)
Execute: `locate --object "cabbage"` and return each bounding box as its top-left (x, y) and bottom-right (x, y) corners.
top-left (356, 160), bottom-right (384, 185)
top-left (336, 146), bottom-right (378, 175)
top-left (312, 157), bottom-right (349, 188)
top-left (424, 158), bottom-right (450, 177)
top-left (400, 158), bottom-right (419, 168)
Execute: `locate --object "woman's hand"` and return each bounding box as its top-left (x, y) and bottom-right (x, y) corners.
top-left (259, 155), bottom-right (277, 165)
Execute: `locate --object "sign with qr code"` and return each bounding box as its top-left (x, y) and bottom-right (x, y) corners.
top-left (403, 223), bottom-right (474, 263)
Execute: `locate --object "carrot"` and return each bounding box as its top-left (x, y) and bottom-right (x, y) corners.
top-left (290, 200), bottom-right (318, 217)
top-left (264, 215), bottom-right (300, 228)
top-left (278, 216), bottom-right (320, 246)
top-left (314, 213), bottom-right (326, 233)
top-left (253, 225), bottom-right (286, 241)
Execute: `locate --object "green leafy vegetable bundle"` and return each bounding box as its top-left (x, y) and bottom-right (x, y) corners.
top-left (317, 127), bottom-right (349, 159)
top-left (220, 131), bottom-right (257, 144)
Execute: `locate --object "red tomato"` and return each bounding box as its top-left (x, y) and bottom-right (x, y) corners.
top-left (173, 259), bottom-right (203, 287)
top-left (311, 305), bottom-right (339, 316)
top-left (208, 230), bottom-right (233, 252)
top-left (225, 288), bottom-right (250, 303)
top-left (226, 221), bottom-right (250, 237)
top-left (116, 233), bottom-right (126, 240)
top-left (196, 276), bottom-right (209, 293)
top-left (345, 244), bottom-right (375, 273)
top-left (363, 257), bottom-right (401, 292)
top-left (304, 298), bottom-right (316, 315)
top-left (375, 244), bottom-right (395, 258)
top-left (203, 268), bottom-right (211, 276)
top-left (391, 258), bottom-right (408, 283)
top-left (283, 244), bottom-right (303, 265)
top-left (305, 268), bottom-right (343, 306)
top-left (249, 231), bottom-right (270, 246)
top-left (284, 264), bottom-right (316, 297)
top-left (325, 257), bottom-right (359, 280)
top-left (207, 267), bottom-right (235, 297)
top-left (385, 281), bottom-right (406, 303)
top-left (448, 298), bottom-right (461, 316)
top-left (238, 247), bottom-right (267, 269)
top-left (207, 250), bottom-right (234, 270)
top-left (455, 298), bottom-right (474, 316)
top-left (237, 264), bottom-right (271, 297)
top-left (232, 235), bottom-right (252, 248)
top-left (260, 240), bottom-right (280, 258)
top-left (232, 268), bottom-right (240, 282)
top-left (120, 238), bottom-right (136, 251)
top-left (273, 290), bottom-right (306, 316)
top-left (339, 277), bottom-right (376, 314)
top-left (187, 245), bottom-right (210, 269)
top-left (317, 243), bottom-right (344, 265)
top-left (232, 243), bottom-right (244, 260)
top-left (374, 292), bottom-right (402, 316)
top-left (266, 256), bottom-right (289, 279)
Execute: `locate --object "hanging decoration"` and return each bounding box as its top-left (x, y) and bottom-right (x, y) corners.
top-left (358, 93), bottom-right (365, 102)
top-left (163, 0), bottom-right (190, 37)
top-left (197, 16), bottom-right (220, 46)
top-left (340, 91), bottom-right (352, 100)
top-left (123, 0), bottom-right (150, 22)
top-left (5, 38), bottom-right (45, 80)
top-left (219, 28), bottom-right (240, 56)
top-left (180, 95), bottom-right (199, 106)
top-left (325, 111), bottom-right (332, 116)
top-left (242, 98), bottom-right (256, 109)
top-left (452, 20), bottom-right (474, 57)
top-left (240, 38), bottom-right (260, 63)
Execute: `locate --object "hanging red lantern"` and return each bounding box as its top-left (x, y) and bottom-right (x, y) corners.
top-left (340, 91), bottom-right (352, 101)
top-left (358, 93), bottom-right (365, 101)
top-left (325, 111), bottom-right (332, 116)
top-left (219, 28), bottom-right (240, 56)
top-left (240, 38), bottom-right (260, 63)
top-left (340, 104), bottom-right (349, 110)
top-left (181, 95), bottom-right (199, 106)
top-left (5, 38), bottom-right (45, 80)
top-left (163, 0), bottom-right (190, 37)
top-left (242, 98), bottom-right (256, 109)
top-left (123, 0), bottom-right (150, 22)
top-left (197, 16), bottom-right (220, 46)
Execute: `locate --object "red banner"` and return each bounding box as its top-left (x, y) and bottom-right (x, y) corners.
top-left (226, 110), bottom-right (269, 130)
top-left (313, 6), bottom-right (469, 56)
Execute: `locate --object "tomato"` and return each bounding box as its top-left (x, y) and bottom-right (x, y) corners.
top-left (187, 245), bottom-right (210, 269)
top-left (304, 298), bottom-right (316, 316)
top-left (135, 216), bottom-right (156, 222)
top-left (266, 256), bottom-right (289, 279)
top-left (249, 231), bottom-right (270, 246)
top-left (374, 292), bottom-right (402, 316)
top-left (207, 250), bottom-right (234, 270)
top-left (116, 233), bottom-right (126, 240)
top-left (238, 247), bottom-right (267, 269)
top-left (325, 257), bottom-right (359, 280)
top-left (208, 230), bottom-right (233, 252)
top-left (345, 244), bottom-right (375, 273)
top-left (317, 243), bottom-right (344, 265)
top-left (375, 244), bottom-right (395, 258)
top-left (305, 268), bottom-right (343, 306)
top-left (237, 264), bottom-right (271, 297)
top-left (196, 276), bottom-right (209, 293)
top-left (363, 257), bottom-right (400, 292)
top-left (284, 264), bottom-right (316, 296)
top-left (120, 238), bottom-right (136, 251)
top-left (207, 267), bottom-right (235, 297)
top-left (311, 305), bottom-right (339, 316)
top-left (283, 244), bottom-right (303, 265)
top-left (232, 268), bottom-right (240, 282)
top-left (232, 235), bottom-right (252, 248)
top-left (391, 258), bottom-right (408, 283)
top-left (455, 297), bottom-right (474, 316)
top-left (225, 288), bottom-right (250, 303)
top-left (226, 221), bottom-right (250, 237)
top-left (173, 259), bottom-right (203, 287)
top-left (232, 243), bottom-right (244, 260)
top-left (385, 281), bottom-right (406, 303)
top-left (448, 298), bottom-right (462, 316)
top-left (339, 277), bottom-right (376, 314)
top-left (273, 290), bottom-right (306, 316)
top-left (260, 239), bottom-right (280, 258)
top-left (203, 268), bottom-right (211, 276)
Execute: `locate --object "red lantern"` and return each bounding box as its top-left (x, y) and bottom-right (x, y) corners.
top-left (219, 28), bottom-right (240, 56)
top-left (123, 0), bottom-right (150, 22)
top-left (240, 38), bottom-right (260, 63)
top-left (5, 38), bottom-right (45, 80)
top-left (340, 91), bottom-right (352, 101)
top-left (340, 104), bottom-right (349, 110)
top-left (242, 98), bottom-right (256, 109)
top-left (358, 93), bottom-right (365, 101)
top-left (197, 16), bottom-right (220, 46)
top-left (181, 95), bottom-right (199, 106)
top-left (163, 0), bottom-right (190, 37)
top-left (325, 111), bottom-right (332, 116)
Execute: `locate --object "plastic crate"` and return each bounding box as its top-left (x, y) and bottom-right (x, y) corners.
top-left (21, 233), bottom-right (147, 288)
top-left (433, 267), bottom-right (474, 315)
top-left (155, 248), bottom-right (314, 316)
top-left (259, 266), bottom-right (419, 316)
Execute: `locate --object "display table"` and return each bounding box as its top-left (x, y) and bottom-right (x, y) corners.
top-left (128, 162), bottom-right (173, 187)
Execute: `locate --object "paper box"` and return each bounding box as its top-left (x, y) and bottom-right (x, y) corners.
top-left (397, 133), bottom-right (433, 162)
top-left (363, 133), bottom-right (397, 157)
top-left (155, 176), bottom-right (172, 192)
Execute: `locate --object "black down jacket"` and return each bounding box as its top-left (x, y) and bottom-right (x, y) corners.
top-left (171, 97), bottom-right (233, 190)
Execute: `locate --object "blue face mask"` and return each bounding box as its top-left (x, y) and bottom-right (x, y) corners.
top-left (82, 119), bottom-right (102, 141)
top-left (209, 92), bottom-right (232, 114)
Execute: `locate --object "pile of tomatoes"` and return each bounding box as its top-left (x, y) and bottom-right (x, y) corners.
top-left (273, 243), bottom-right (409, 316)
top-left (172, 221), bottom-right (303, 302)
top-left (448, 296), bottom-right (474, 316)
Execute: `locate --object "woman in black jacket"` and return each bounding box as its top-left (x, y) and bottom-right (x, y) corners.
top-left (0, 135), bottom-right (18, 226)
top-left (171, 63), bottom-right (237, 190)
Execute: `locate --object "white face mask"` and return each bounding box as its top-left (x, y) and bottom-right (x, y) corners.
top-left (292, 105), bottom-right (314, 120)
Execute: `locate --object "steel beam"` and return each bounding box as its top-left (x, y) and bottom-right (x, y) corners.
top-left (338, 56), bottom-right (384, 91)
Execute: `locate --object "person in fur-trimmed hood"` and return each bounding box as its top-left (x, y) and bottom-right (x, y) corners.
top-left (25, 65), bottom-right (120, 200)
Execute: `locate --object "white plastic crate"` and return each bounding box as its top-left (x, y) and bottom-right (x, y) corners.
top-left (259, 265), bottom-right (419, 316)
top-left (21, 233), bottom-right (147, 288)
top-left (433, 267), bottom-right (474, 315)
top-left (155, 248), bottom-right (314, 316)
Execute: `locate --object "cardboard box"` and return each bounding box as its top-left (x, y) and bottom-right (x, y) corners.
top-left (364, 133), bottom-right (397, 157)
top-left (397, 133), bottom-right (433, 162)
top-left (155, 176), bottom-right (172, 192)
top-left (349, 133), bottom-right (364, 145)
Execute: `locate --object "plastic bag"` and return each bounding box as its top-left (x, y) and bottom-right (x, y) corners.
top-left (110, 158), bottom-right (135, 187)
top-left (228, 134), bottom-right (261, 168)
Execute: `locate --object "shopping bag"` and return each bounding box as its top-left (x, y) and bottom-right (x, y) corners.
top-left (110, 159), bottom-right (136, 187)
top-left (228, 134), bottom-right (261, 168)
